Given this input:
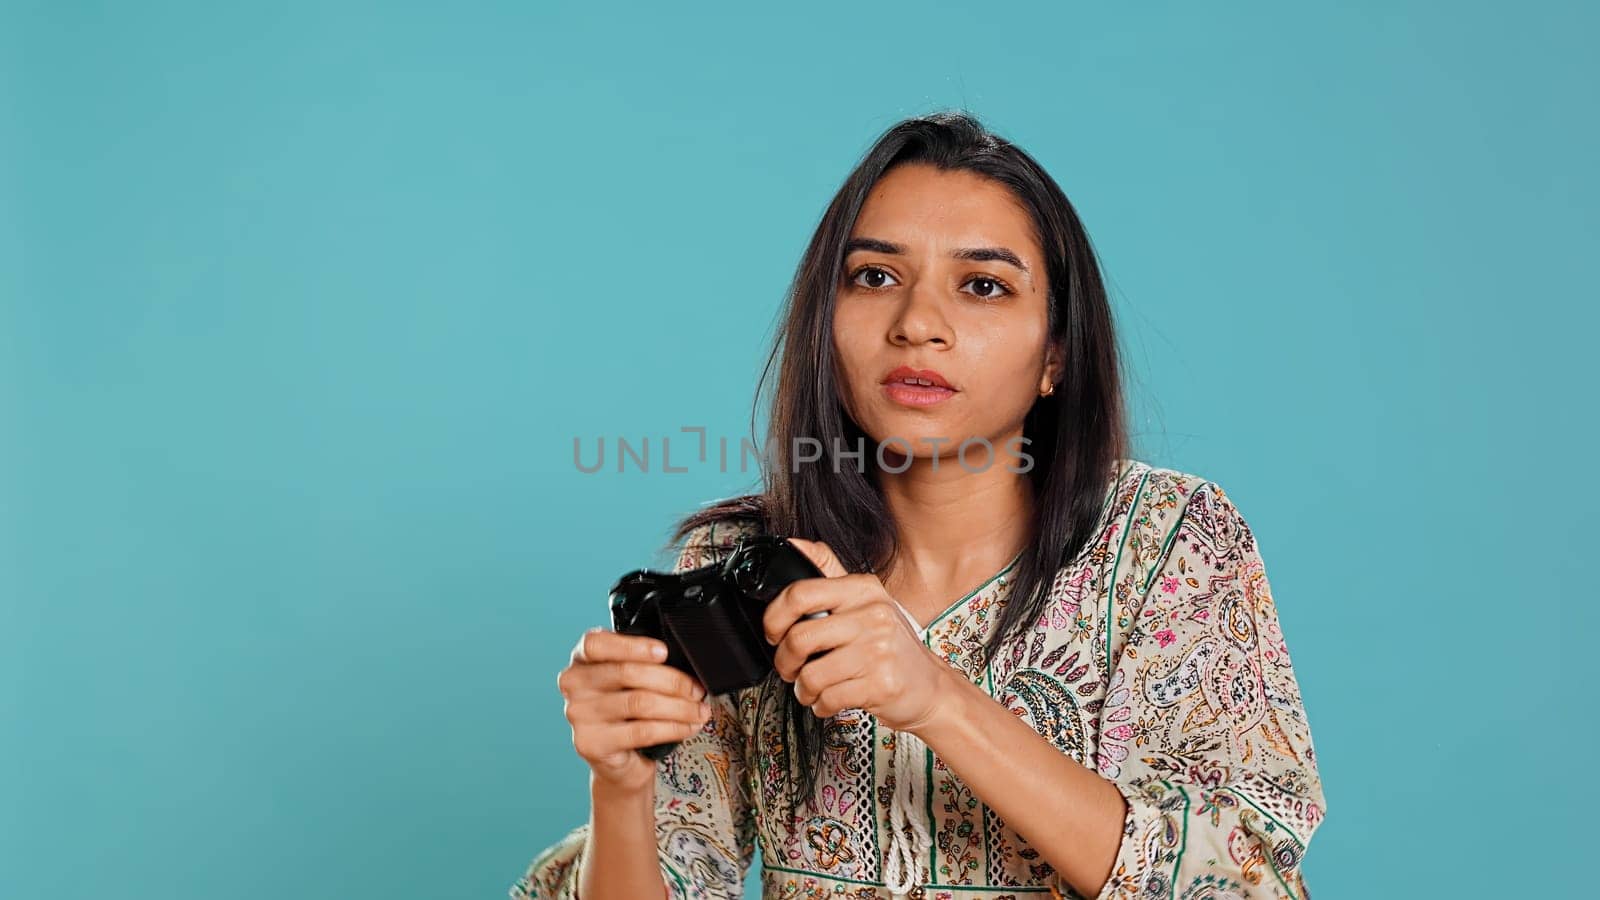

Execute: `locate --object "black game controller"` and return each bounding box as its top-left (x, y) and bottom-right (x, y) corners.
top-left (608, 534), bottom-right (830, 760)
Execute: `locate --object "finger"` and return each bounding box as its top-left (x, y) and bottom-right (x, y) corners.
top-left (578, 718), bottom-right (709, 758)
top-left (570, 661), bottom-right (707, 701)
top-left (808, 677), bottom-right (871, 719)
top-left (763, 573), bottom-right (878, 645)
top-left (762, 578), bottom-right (826, 646)
top-left (574, 690), bottom-right (710, 726)
top-left (791, 643), bottom-right (869, 706)
top-left (785, 538), bottom-right (851, 578)
top-left (772, 608), bottom-right (868, 681)
top-left (571, 628), bottom-right (670, 665)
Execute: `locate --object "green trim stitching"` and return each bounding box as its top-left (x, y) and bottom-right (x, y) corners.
top-left (1106, 470), bottom-right (1151, 673)
top-left (1159, 779), bottom-right (1191, 898)
top-left (924, 552), bottom-right (1025, 634)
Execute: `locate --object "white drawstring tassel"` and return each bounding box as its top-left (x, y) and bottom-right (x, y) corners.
top-left (882, 728), bottom-right (931, 899)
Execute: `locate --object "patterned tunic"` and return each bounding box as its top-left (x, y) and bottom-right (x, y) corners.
top-left (510, 458), bottom-right (1326, 899)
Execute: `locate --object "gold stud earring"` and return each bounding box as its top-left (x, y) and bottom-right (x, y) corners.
top-left (1041, 383), bottom-right (1055, 397)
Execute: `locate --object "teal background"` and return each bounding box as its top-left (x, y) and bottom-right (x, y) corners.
top-left (4, 1), bottom-right (1593, 897)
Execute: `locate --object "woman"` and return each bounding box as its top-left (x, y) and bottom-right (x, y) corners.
top-left (512, 112), bottom-right (1326, 900)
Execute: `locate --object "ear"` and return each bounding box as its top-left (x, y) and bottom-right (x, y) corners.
top-left (1041, 337), bottom-right (1065, 393)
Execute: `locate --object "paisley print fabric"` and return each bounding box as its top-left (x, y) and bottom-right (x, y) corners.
top-left (509, 458), bottom-right (1326, 899)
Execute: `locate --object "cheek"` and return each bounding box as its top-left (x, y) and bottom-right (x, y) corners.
top-left (959, 334), bottom-right (1052, 423)
top-left (830, 305), bottom-right (876, 376)
top-left (829, 313), bottom-right (870, 414)
top-left (965, 331), bottom-right (1039, 388)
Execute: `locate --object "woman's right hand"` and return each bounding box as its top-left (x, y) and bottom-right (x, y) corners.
top-left (558, 627), bottom-right (712, 793)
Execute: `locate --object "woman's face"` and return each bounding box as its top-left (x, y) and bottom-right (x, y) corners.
top-left (832, 163), bottom-right (1060, 467)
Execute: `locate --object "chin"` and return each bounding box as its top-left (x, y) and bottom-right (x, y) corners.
top-left (857, 418), bottom-right (961, 455)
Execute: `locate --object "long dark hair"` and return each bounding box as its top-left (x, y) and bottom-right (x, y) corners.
top-left (672, 110), bottom-right (1128, 822)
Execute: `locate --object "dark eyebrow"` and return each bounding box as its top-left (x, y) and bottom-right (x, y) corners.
top-left (843, 236), bottom-right (1031, 276)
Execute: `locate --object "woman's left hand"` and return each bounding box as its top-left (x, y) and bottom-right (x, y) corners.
top-left (762, 538), bottom-right (949, 732)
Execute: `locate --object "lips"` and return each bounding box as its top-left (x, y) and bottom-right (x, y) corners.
top-left (881, 365), bottom-right (957, 408)
top-left (881, 366), bottom-right (956, 390)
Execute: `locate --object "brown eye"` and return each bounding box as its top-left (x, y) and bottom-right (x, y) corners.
top-left (962, 276), bottom-right (1013, 300)
top-left (850, 266), bottom-right (899, 290)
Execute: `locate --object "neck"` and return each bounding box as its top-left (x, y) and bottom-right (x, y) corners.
top-left (872, 441), bottom-right (1035, 615)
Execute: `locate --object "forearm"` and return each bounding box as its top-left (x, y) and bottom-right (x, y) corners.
top-left (579, 775), bottom-right (670, 900)
top-left (912, 667), bottom-right (1126, 899)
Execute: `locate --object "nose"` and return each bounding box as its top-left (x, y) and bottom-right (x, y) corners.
top-left (889, 280), bottom-right (953, 348)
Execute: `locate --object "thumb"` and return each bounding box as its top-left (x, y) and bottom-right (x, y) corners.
top-left (786, 537), bottom-right (850, 578)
